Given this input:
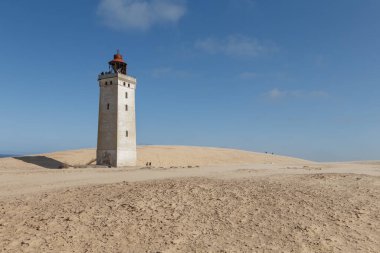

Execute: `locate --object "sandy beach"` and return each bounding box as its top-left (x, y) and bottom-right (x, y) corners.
top-left (0, 146), bottom-right (379, 252)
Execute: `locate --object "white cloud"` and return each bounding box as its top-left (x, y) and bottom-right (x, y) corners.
top-left (268, 88), bottom-right (286, 99)
top-left (265, 88), bottom-right (329, 100)
top-left (195, 35), bottom-right (277, 58)
top-left (97, 0), bottom-right (186, 31)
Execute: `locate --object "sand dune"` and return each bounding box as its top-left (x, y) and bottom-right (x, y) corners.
top-left (1, 174), bottom-right (379, 252)
top-left (0, 146), bottom-right (379, 252)
top-left (349, 160), bottom-right (380, 165)
top-left (0, 145), bottom-right (311, 170)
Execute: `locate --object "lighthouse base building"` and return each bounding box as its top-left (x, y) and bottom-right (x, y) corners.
top-left (96, 51), bottom-right (137, 167)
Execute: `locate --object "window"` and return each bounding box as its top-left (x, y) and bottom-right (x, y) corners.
top-left (125, 104), bottom-right (128, 111)
top-left (125, 92), bottom-right (128, 98)
top-left (110, 81), bottom-right (113, 85)
top-left (126, 131), bottom-right (129, 137)
top-left (128, 83), bottom-right (130, 88)
top-left (105, 81), bottom-right (108, 85)
top-left (123, 82), bottom-right (126, 86)
top-left (107, 103), bottom-right (110, 110)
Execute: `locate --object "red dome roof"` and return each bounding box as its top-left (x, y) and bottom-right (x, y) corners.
top-left (110, 50), bottom-right (126, 63)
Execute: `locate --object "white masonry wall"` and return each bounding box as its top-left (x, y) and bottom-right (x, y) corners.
top-left (97, 73), bottom-right (137, 167)
top-left (116, 75), bottom-right (137, 166)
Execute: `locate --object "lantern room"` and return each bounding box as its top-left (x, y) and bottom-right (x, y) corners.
top-left (108, 50), bottom-right (127, 75)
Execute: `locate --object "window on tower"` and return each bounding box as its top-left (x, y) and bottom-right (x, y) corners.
top-left (123, 82), bottom-right (126, 86)
top-left (107, 103), bottom-right (110, 110)
top-left (128, 83), bottom-right (130, 88)
top-left (125, 92), bottom-right (128, 98)
top-left (125, 104), bottom-right (128, 111)
top-left (126, 131), bottom-right (129, 137)
top-left (105, 81), bottom-right (108, 85)
top-left (110, 81), bottom-right (113, 85)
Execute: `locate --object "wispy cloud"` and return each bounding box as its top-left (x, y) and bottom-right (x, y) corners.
top-left (265, 88), bottom-right (329, 100)
top-left (97, 0), bottom-right (186, 31)
top-left (195, 35), bottom-right (277, 58)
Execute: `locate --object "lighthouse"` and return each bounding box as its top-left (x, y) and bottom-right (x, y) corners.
top-left (96, 51), bottom-right (137, 167)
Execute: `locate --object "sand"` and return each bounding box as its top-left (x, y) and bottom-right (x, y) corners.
top-left (0, 146), bottom-right (310, 170)
top-left (0, 146), bottom-right (379, 252)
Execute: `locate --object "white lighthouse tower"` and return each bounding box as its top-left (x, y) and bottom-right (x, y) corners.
top-left (96, 51), bottom-right (137, 167)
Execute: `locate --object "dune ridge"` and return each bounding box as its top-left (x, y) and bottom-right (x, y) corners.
top-left (0, 145), bottom-right (311, 170)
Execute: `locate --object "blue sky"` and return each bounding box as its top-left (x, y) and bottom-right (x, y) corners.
top-left (0, 0), bottom-right (379, 161)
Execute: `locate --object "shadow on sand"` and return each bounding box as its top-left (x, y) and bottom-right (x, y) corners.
top-left (14, 156), bottom-right (68, 169)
